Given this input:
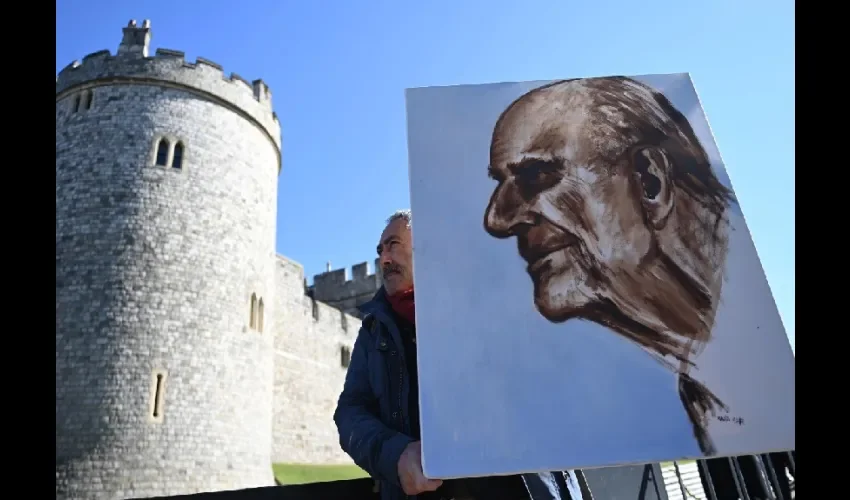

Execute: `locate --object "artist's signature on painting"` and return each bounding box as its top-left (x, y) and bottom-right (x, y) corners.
top-left (716, 415), bottom-right (744, 426)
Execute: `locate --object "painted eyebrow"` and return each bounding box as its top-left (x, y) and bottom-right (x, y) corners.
top-left (489, 158), bottom-right (563, 183)
top-left (510, 158), bottom-right (562, 172)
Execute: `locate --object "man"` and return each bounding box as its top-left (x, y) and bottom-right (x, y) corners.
top-left (334, 210), bottom-right (587, 500)
top-left (483, 76), bottom-right (738, 455)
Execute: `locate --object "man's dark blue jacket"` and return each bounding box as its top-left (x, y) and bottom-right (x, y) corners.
top-left (333, 288), bottom-right (419, 500)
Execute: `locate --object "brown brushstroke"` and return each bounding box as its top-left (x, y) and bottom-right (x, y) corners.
top-left (679, 373), bottom-right (728, 454)
top-left (483, 76), bottom-right (737, 455)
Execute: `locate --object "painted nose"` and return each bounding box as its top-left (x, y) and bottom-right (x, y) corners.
top-left (484, 181), bottom-right (529, 238)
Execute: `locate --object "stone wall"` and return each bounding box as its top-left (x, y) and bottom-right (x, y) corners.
top-left (271, 256), bottom-right (360, 465)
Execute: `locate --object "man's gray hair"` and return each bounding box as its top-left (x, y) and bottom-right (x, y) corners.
top-left (386, 209), bottom-right (412, 228)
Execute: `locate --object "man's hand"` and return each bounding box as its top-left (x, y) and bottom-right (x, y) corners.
top-left (397, 441), bottom-right (443, 495)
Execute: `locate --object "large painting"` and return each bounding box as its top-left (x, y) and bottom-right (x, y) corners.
top-left (404, 73), bottom-right (795, 479)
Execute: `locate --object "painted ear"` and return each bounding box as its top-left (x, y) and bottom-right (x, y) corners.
top-left (632, 146), bottom-right (674, 229)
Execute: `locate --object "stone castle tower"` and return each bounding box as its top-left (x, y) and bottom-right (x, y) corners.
top-left (56, 20), bottom-right (281, 498)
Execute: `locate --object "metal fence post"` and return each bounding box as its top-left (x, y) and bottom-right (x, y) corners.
top-left (728, 457), bottom-right (751, 500)
top-left (697, 460), bottom-right (718, 500)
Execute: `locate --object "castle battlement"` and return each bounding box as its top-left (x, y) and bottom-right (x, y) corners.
top-left (313, 260), bottom-right (381, 294)
top-left (310, 260), bottom-right (382, 318)
top-left (56, 20), bottom-right (281, 155)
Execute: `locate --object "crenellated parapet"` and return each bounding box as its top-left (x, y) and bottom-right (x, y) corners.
top-left (310, 260), bottom-right (382, 318)
top-left (56, 19), bottom-right (281, 157)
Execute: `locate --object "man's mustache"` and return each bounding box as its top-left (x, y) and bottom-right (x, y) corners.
top-left (382, 263), bottom-right (404, 276)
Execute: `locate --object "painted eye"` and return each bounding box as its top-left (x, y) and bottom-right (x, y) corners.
top-left (515, 160), bottom-right (562, 198)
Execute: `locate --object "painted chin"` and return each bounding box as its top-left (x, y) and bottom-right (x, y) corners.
top-left (528, 249), bottom-right (595, 322)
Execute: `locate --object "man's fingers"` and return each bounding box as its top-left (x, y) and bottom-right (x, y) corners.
top-left (428, 479), bottom-right (443, 489)
top-left (403, 477), bottom-right (441, 496)
top-left (419, 478), bottom-right (443, 492)
top-left (408, 469), bottom-right (442, 494)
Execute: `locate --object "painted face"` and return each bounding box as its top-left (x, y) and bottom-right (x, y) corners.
top-left (483, 84), bottom-right (656, 323)
top-left (377, 218), bottom-right (414, 296)
top-left (483, 79), bottom-right (738, 458)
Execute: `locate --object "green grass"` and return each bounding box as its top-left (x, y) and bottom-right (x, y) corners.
top-left (272, 463), bottom-right (370, 485)
top-left (660, 459), bottom-right (696, 467)
top-left (274, 460), bottom-right (701, 485)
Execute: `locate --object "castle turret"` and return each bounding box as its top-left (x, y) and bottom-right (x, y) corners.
top-left (56, 21), bottom-right (280, 499)
top-left (117, 19), bottom-right (152, 58)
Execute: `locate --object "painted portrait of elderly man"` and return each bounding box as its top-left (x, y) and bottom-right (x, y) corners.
top-left (404, 74), bottom-right (795, 479)
top-left (483, 76), bottom-right (735, 455)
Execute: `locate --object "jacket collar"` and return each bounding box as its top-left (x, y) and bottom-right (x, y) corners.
top-left (358, 286), bottom-right (392, 318)
top-left (358, 287), bottom-right (407, 353)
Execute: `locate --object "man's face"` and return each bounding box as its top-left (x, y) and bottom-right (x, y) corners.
top-left (378, 218), bottom-right (414, 295)
top-left (484, 92), bottom-right (655, 323)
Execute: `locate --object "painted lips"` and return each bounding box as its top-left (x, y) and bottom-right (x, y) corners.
top-left (527, 246), bottom-right (570, 275)
top-left (519, 223), bottom-right (579, 275)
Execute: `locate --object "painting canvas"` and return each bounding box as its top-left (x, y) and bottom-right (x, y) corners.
top-left (404, 73), bottom-right (795, 479)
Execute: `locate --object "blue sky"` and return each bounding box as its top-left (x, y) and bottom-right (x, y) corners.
top-left (56, 0), bottom-right (795, 349)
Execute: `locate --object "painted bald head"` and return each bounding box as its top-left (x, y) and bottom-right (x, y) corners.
top-left (484, 77), bottom-right (736, 359)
